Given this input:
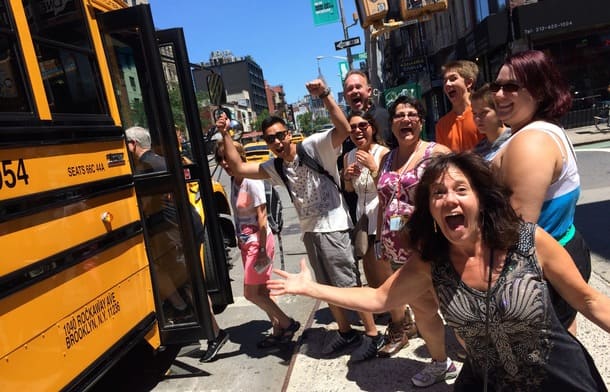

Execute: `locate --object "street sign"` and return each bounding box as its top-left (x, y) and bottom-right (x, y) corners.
top-left (334, 36), bottom-right (361, 50)
top-left (338, 61), bottom-right (348, 82)
top-left (311, 0), bottom-right (340, 26)
top-left (353, 52), bottom-right (368, 61)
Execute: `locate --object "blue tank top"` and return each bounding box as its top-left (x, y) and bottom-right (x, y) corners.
top-left (502, 121), bottom-right (580, 242)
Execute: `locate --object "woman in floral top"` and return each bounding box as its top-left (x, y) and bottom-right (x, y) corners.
top-left (374, 95), bottom-right (454, 386)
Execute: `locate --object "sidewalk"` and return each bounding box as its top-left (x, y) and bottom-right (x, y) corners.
top-left (565, 124), bottom-right (610, 146)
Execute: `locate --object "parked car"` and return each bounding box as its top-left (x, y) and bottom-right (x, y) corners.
top-left (291, 132), bottom-right (305, 144)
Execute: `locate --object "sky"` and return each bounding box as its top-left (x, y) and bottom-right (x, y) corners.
top-left (148, 0), bottom-right (364, 104)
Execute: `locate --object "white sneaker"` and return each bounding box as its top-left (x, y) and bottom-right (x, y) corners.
top-left (411, 358), bottom-right (458, 387)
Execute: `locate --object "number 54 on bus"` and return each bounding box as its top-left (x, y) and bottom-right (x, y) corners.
top-left (1, 1), bottom-right (237, 390)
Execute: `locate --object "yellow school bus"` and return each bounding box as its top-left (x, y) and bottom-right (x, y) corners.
top-left (0, 1), bottom-right (234, 390)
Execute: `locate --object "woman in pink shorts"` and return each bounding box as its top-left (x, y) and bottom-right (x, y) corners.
top-left (216, 141), bottom-right (299, 348)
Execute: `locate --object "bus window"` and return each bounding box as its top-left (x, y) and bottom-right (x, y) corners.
top-left (139, 189), bottom-right (199, 326)
top-left (0, 2), bottom-right (32, 113)
top-left (22, 0), bottom-right (107, 116)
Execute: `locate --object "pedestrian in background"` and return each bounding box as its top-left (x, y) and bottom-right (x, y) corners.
top-left (374, 95), bottom-right (455, 387)
top-left (217, 78), bottom-right (383, 362)
top-left (435, 60), bottom-right (484, 152)
top-left (215, 138), bottom-right (299, 350)
top-left (470, 83), bottom-right (511, 160)
top-left (269, 152), bottom-right (610, 391)
top-left (491, 49), bottom-right (591, 335)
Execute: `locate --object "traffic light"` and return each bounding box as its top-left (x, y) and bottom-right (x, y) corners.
top-left (400, 0), bottom-right (448, 21)
top-left (355, 0), bottom-right (449, 32)
top-left (355, 0), bottom-right (389, 28)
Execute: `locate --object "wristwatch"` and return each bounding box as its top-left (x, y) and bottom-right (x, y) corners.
top-left (318, 87), bottom-right (331, 99)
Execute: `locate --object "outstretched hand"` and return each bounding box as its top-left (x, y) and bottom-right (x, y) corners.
top-left (267, 258), bottom-right (313, 296)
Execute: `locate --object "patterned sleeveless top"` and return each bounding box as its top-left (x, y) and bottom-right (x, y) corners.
top-left (433, 223), bottom-right (605, 391)
top-left (377, 143), bottom-right (436, 264)
top-left (346, 144), bottom-right (384, 234)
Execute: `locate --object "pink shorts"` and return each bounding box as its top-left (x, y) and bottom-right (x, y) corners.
top-left (240, 232), bottom-right (275, 285)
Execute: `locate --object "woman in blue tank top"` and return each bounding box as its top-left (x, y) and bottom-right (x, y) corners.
top-left (491, 50), bottom-right (591, 334)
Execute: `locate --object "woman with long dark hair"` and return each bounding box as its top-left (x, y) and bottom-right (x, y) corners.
top-left (269, 153), bottom-right (609, 391)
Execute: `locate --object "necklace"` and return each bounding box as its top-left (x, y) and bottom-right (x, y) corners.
top-left (393, 140), bottom-right (421, 175)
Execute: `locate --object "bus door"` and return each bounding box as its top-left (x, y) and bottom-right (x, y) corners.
top-left (154, 28), bottom-right (234, 313)
top-left (96, 5), bottom-right (227, 345)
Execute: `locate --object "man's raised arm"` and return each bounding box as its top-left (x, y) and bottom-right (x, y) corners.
top-left (305, 79), bottom-right (350, 149)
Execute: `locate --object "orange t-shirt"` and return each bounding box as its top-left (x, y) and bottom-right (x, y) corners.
top-left (434, 106), bottom-right (483, 152)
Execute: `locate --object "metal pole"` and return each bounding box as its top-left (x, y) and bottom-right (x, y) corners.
top-left (338, 0), bottom-right (353, 69)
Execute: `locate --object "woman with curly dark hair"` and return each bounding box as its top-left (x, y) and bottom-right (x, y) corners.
top-left (269, 152), bottom-right (609, 391)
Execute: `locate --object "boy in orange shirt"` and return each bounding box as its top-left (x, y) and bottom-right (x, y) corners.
top-left (435, 60), bottom-right (484, 152)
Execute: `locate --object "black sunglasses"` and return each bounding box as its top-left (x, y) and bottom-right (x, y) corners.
top-left (263, 130), bottom-right (288, 144)
top-left (350, 121), bottom-right (370, 131)
top-left (490, 81), bottom-right (521, 93)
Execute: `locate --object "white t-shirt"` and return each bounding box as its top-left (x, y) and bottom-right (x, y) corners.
top-left (231, 178), bottom-right (269, 242)
top-left (261, 130), bottom-right (352, 233)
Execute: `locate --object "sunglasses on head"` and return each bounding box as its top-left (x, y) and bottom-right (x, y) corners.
top-left (490, 81), bottom-right (521, 93)
top-left (350, 121), bottom-right (370, 131)
top-left (262, 130), bottom-right (288, 144)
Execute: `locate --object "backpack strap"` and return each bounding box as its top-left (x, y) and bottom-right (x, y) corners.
top-left (273, 157), bottom-right (293, 203)
top-left (296, 142), bottom-right (340, 193)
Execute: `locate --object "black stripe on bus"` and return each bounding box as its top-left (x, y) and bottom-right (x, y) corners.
top-left (0, 221), bottom-right (143, 301)
top-left (0, 175), bottom-right (134, 224)
top-left (62, 313), bottom-right (157, 392)
top-left (0, 126), bottom-right (124, 148)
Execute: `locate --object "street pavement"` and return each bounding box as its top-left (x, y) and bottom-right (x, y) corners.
top-left (149, 124), bottom-right (610, 391)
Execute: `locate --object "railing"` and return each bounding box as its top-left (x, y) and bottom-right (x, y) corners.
top-left (560, 95), bottom-right (601, 129)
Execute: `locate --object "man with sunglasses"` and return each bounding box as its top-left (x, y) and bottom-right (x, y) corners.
top-left (435, 60), bottom-right (484, 152)
top-left (218, 79), bottom-right (384, 362)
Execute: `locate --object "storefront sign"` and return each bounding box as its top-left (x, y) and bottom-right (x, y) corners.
top-left (514, 0), bottom-right (610, 38)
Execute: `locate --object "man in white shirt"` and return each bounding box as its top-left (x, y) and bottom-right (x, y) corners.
top-left (218, 79), bottom-right (384, 362)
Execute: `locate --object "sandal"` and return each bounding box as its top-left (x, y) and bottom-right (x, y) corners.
top-left (279, 318), bottom-right (301, 342)
top-left (257, 334), bottom-right (282, 349)
top-left (257, 318), bottom-right (301, 349)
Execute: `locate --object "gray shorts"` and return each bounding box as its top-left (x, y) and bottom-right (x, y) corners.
top-left (303, 230), bottom-right (360, 288)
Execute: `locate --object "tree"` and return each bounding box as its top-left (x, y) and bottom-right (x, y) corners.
top-left (252, 109), bottom-right (270, 132)
top-left (297, 112), bottom-right (331, 135)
